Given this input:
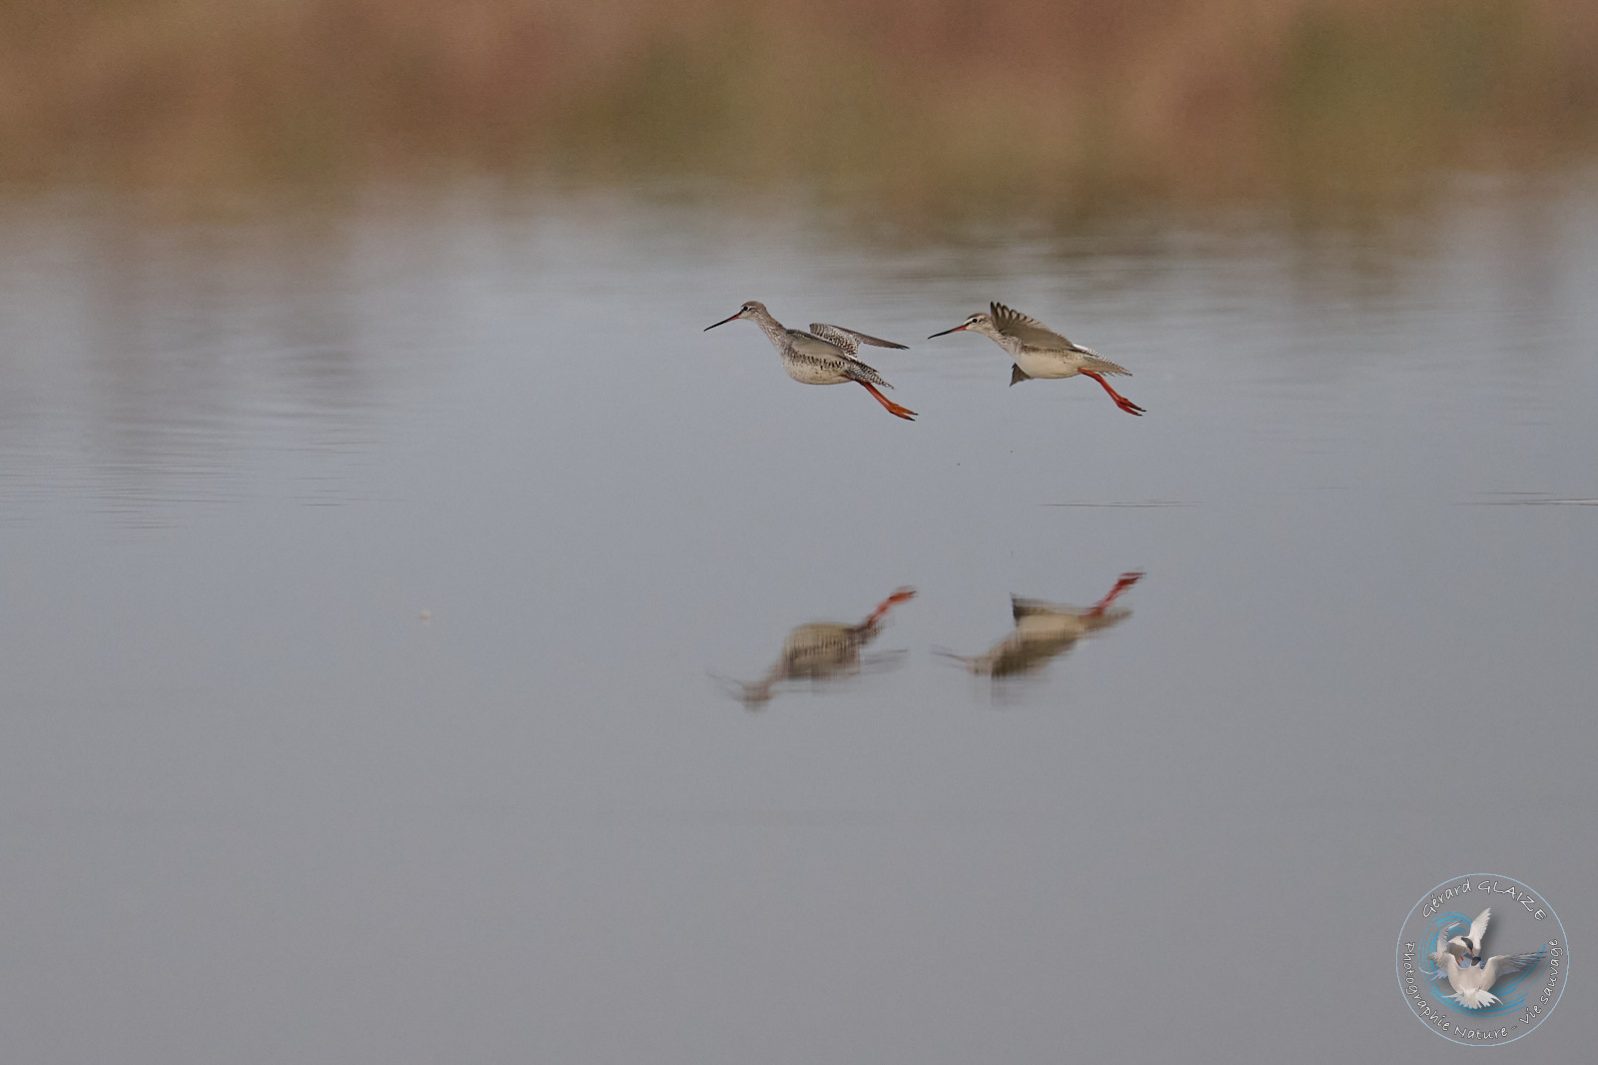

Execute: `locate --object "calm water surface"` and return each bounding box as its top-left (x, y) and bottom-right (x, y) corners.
top-left (2, 174), bottom-right (1596, 1062)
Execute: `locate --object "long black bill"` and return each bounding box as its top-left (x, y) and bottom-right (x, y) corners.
top-left (926, 324), bottom-right (966, 338)
top-left (704, 311), bottom-right (742, 331)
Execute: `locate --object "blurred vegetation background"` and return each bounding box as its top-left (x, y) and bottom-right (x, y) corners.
top-left (3, 0), bottom-right (1595, 213)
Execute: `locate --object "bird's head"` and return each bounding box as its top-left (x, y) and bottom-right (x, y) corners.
top-left (705, 300), bottom-right (767, 331)
top-left (927, 312), bottom-right (994, 339)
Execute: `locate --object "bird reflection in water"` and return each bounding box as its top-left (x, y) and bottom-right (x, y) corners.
top-left (937, 572), bottom-right (1143, 679)
top-left (713, 587), bottom-right (916, 708)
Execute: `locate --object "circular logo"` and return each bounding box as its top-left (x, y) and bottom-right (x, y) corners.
top-left (1395, 874), bottom-right (1568, 1046)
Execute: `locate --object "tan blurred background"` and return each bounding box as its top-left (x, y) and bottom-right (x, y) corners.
top-left (3, 0), bottom-right (1596, 210)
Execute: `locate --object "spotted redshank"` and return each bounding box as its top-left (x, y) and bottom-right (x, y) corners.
top-left (928, 302), bottom-right (1145, 415)
top-left (705, 300), bottom-right (917, 421)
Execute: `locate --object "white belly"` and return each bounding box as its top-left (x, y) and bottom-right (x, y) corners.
top-left (1015, 349), bottom-right (1079, 380)
top-left (784, 359), bottom-right (847, 385)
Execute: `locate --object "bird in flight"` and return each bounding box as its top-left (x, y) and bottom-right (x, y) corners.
top-left (705, 301), bottom-right (917, 421)
top-left (928, 302), bottom-right (1145, 416)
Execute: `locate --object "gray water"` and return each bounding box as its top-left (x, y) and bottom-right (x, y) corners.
top-left (2, 173), bottom-right (1595, 1062)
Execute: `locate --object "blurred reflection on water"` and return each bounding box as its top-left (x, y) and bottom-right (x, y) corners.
top-left (937, 572), bottom-right (1143, 682)
top-left (713, 587), bottom-right (915, 708)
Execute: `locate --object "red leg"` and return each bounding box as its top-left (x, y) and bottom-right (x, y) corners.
top-left (859, 587), bottom-right (917, 631)
top-left (1081, 371), bottom-right (1145, 416)
top-left (857, 380), bottom-right (917, 421)
top-left (1087, 572), bottom-right (1144, 617)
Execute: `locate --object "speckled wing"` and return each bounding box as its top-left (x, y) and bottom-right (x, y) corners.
top-left (838, 356), bottom-right (892, 387)
top-left (990, 302), bottom-right (1084, 350)
top-left (808, 323), bottom-right (909, 355)
top-left (788, 329), bottom-right (850, 358)
top-left (789, 329), bottom-right (893, 387)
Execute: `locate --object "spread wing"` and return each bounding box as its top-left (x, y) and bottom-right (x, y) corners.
top-left (808, 323), bottom-right (908, 356)
top-left (1483, 950), bottom-right (1541, 987)
top-left (990, 302), bottom-right (1078, 349)
top-left (788, 329), bottom-right (850, 357)
top-left (1468, 909), bottom-right (1492, 949)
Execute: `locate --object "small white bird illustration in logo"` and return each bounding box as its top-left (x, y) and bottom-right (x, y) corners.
top-left (1428, 908), bottom-right (1541, 1009)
